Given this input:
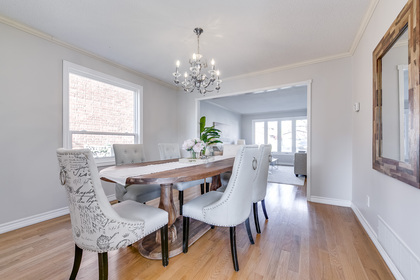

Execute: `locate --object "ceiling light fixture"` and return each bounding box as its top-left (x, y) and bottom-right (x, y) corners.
top-left (173, 27), bottom-right (221, 94)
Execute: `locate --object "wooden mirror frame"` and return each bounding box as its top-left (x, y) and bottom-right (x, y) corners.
top-left (373, 0), bottom-right (420, 188)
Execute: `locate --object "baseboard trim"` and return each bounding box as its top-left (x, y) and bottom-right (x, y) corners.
top-left (0, 194), bottom-right (116, 234)
top-left (309, 195), bottom-right (352, 207)
top-left (351, 204), bottom-right (404, 280)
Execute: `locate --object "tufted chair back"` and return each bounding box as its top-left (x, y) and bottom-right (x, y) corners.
top-left (252, 144), bottom-right (272, 203)
top-left (202, 145), bottom-right (259, 226)
top-left (113, 144), bottom-right (146, 165)
top-left (158, 143), bottom-right (181, 159)
top-left (56, 149), bottom-right (144, 252)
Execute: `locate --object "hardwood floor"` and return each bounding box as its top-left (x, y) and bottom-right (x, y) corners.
top-left (0, 180), bottom-right (394, 279)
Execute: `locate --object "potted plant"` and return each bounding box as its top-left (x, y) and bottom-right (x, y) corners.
top-left (200, 116), bottom-right (222, 155)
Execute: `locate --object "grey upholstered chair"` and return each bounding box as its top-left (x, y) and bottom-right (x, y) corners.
top-left (252, 144), bottom-right (272, 234)
top-left (158, 143), bottom-right (209, 215)
top-left (56, 149), bottom-right (169, 280)
top-left (182, 145), bottom-right (259, 271)
top-left (113, 144), bottom-right (161, 204)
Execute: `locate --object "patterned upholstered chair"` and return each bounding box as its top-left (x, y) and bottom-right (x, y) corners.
top-left (182, 145), bottom-right (259, 271)
top-left (113, 144), bottom-right (161, 204)
top-left (158, 143), bottom-right (210, 215)
top-left (252, 144), bottom-right (272, 234)
top-left (56, 149), bottom-right (169, 280)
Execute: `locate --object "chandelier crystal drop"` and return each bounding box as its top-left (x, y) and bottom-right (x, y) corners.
top-left (173, 27), bottom-right (222, 94)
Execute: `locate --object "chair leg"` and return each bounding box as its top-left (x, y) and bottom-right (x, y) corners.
top-left (253, 202), bottom-right (261, 234)
top-left (230, 226), bottom-right (239, 271)
top-left (206, 182), bottom-right (210, 193)
top-left (160, 224), bottom-right (169, 267)
top-left (261, 199), bottom-right (269, 220)
top-left (245, 218), bottom-right (255, 244)
top-left (183, 216), bottom-right (190, 253)
top-left (98, 252), bottom-right (108, 280)
top-left (69, 244), bottom-right (83, 280)
top-left (179, 190), bottom-right (184, 215)
top-left (200, 183), bottom-right (205, 194)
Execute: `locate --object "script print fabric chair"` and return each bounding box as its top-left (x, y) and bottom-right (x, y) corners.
top-left (113, 144), bottom-right (161, 204)
top-left (56, 149), bottom-right (169, 280)
top-left (252, 144), bottom-right (272, 234)
top-left (182, 145), bottom-right (259, 271)
top-left (158, 143), bottom-right (210, 215)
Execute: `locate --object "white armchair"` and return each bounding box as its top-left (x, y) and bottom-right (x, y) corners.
top-left (56, 149), bottom-right (169, 279)
top-left (182, 145), bottom-right (259, 271)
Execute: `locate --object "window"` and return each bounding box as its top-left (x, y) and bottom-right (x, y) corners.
top-left (253, 117), bottom-right (307, 154)
top-left (63, 61), bottom-right (142, 165)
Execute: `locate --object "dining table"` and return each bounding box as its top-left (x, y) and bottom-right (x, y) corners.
top-left (99, 156), bottom-right (235, 259)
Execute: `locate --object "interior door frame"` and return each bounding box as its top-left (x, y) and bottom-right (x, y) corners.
top-left (195, 79), bottom-right (312, 200)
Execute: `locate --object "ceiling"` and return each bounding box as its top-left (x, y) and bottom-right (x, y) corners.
top-left (201, 84), bottom-right (308, 115)
top-left (0, 0), bottom-right (374, 86)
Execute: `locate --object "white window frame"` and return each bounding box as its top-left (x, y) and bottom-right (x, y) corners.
top-left (63, 60), bottom-right (143, 166)
top-left (252, 116), bottom-right (307, 155)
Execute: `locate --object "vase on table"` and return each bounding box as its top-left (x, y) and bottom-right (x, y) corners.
top-left (191, 151), bottom-right (197, 159)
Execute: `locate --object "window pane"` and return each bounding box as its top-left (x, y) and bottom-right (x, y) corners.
top-left (281, 120), bottom-right (292, 153)
top-left (69, 73), bottom-right (135, 133)
top-left (267, 121), bottom-right (278, 152)
top-left (255, 122), bottom-right (265, 145)
top-left (72, 134), bottom-right (135, 158)
top-left (296, 119), bottom-right (307, 152)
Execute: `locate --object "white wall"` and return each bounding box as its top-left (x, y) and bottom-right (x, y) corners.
top-left (199, 101), bottom-right (242, 144)
top-left (0, 22), bottom-right (178, 226)
top-left (352, 0), bottom-right (420, 277)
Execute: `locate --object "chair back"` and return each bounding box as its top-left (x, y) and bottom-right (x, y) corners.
top-left (158, 143), bottom-right (181, 160)
top-left (252, 144), bottom-right (272, 203)
top-left (203, 145), bottom-right (259, 226)
top-left (113, 144), bottom-right (146, 165)
top-left (222, 144), bottom-right (244, 157)
top-left (56, 149), bottom-right (144, 252)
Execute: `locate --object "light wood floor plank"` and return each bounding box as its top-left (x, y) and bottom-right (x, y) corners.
top-left (0, 179), bottom-right (395, 279)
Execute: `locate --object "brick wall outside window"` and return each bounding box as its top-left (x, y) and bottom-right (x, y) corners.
top-left (69, 73), bottom-right (135, 157)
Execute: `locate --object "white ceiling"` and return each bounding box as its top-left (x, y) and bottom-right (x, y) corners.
top-left (0, 0), bottom-right (374, 86)
top-left (202, 84), bottom-right (308, 115)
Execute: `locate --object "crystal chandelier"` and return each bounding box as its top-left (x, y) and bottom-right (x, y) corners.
top-left (173, 27), bottom-right (222, 94)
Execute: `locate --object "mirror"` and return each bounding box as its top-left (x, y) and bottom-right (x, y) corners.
top-left (380, 28), bottom-right (408, 161)
top-left (373, 0), bottom-right (420, 188)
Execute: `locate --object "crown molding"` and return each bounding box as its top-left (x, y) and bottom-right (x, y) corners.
top-left (0, 15), bottom-right (177, 90)
top-left (349, 0), bottom-right (380, 54)
top-left (224, 52), bottom-right (352, 82)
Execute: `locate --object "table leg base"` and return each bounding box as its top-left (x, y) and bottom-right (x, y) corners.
top-left (138, 216), bottom-right (211, 260)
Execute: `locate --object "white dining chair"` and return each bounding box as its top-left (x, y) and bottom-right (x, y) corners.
top-left (56, 148), bottom-right (169, 280)
top-left (252, 144), bottom-right (272, 234)
top-left (158, 143), bottom-right (210, 215)
top-left (219, 144), bottom-right (244, 189)
top-left (113, 144), bottom-right (161, 204)
top-left (182, 145), bottom-right (259, 271)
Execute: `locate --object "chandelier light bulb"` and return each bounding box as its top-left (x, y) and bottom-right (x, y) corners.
top-left (176, 60), bottom-right (180, 67)
top-left (211, 59), bottom-right (215, 65)
top-left (184, 72), bottom-right (188, 78)
top-left (192, 53), bottom-right (196, 60)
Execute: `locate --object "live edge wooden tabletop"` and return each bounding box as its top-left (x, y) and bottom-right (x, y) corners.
top-left (99, 157), bottom-right (235, 260)
top-left (100, 157), bottom-right (234, 186)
